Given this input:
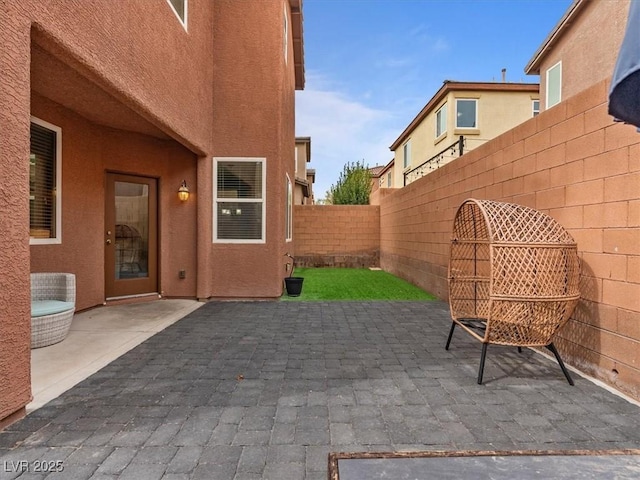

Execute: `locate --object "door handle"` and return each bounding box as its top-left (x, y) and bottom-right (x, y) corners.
top-left (106, 239), bottom-right (112, 245)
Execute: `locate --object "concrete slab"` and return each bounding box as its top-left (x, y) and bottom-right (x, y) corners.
top-left (29, 299), bottom-right (203, 412)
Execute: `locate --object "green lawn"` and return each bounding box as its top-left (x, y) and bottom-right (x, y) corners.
top-left (281, 267), bottom-right (437, 301)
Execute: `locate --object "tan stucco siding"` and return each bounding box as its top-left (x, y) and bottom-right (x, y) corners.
top-left (393, 89), bottom-right (538, 187)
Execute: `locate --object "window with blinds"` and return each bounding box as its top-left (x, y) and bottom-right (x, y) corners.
top-left (214, 158), bottom-right (266, 243)
top-left (30, 118), bottom-right (61, 243)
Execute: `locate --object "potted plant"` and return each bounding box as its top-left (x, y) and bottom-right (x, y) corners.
top-left (284, 253), bottom-right (304, 296)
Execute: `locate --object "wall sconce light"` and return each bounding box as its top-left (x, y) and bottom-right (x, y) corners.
top-left (178, 180), bottom-right (190, 201)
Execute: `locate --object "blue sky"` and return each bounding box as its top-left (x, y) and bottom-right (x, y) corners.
top-left (295, 0), bottom-right (574, 200)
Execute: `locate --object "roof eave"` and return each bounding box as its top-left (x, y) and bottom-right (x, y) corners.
top-left (524, 0), bottom-right (586, 75)
top-left (290, 0), bottom-right (305, 89)
top-left (295, 136), bottom-right (311, 161)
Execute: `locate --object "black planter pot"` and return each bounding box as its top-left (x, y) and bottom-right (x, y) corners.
top-left (284, 277), bottom-right (304, 296)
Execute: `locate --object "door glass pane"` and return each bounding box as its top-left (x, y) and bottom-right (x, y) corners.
top-left (114, 182), bottom-right (149, 280)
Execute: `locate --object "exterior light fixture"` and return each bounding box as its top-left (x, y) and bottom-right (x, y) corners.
top-left (178, 180), bottom-right (190, 201)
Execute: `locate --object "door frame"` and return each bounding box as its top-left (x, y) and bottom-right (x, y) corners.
top-left (105, 172), bottom-right (158, 299)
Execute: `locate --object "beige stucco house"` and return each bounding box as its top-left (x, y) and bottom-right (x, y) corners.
top-left (294, 136), bottom-right (314, 204)
top-left (525, 0), bottom-right (629, 111)
top-left (390, 81), bottom-right (539, 187)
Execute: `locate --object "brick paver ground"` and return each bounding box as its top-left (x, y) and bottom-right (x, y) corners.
top-left (1, 301), bottom-right (639, 479)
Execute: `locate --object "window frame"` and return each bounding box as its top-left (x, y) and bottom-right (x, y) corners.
top-left (166, 0), bottom-right (188, 30)
top-left (532, 99), bottom-right (540, 117)
top-left (30, 116), bottom-right (62, 245)
top-left (387, 172), bottom-right (392, 188)
top-left (285, 174), bottom-right (293, 242)
top-left (455, 98), bottom-right (478, 129)
top-left (213, 157), bottom-right (266, 244)
top-left (435, 103), bottom-right (447, 138)
top-left (546, 61), bottom-right (562, 108)
top-left (403, 140), bottom-right (411, 169)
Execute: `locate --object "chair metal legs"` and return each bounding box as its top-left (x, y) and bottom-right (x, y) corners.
top-left (546, 343), bottom-right (575, 386)
top-left (478, 343), bottom-right (488, 384)
top-left (445, 322), bottom-right (456, 350)
top-left (446, 322), bottom-right (575, 385)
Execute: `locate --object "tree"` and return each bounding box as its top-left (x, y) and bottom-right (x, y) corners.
top-left (328, 160), bottom-right (372, 205)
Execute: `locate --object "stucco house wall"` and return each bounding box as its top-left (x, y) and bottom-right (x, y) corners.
top-left (208, 0), bottom-right (298, 299)
top-left (391, 82), bottom-right (539, 188)
top-left (29, 94), bottom-right (199, 310)
top-left (0, 0), bottom-right (303, 427)
top-left (526, 0), bottom-right (629, 110)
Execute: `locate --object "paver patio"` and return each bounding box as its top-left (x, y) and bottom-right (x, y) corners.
top-left (1, 300), bottom-right (639, 479)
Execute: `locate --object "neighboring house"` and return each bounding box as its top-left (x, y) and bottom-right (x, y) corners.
top-left (294, 136), bottom-right (314, 204)
top-left (0, 0), bottom-right (304, 426)
top-left (369, 159), bottom-right (395, 205)
top-left (390, 80), bottom-right (539, 186)
top-left (525, 0), bottom-right (630, 111)
top-left (306, 168), bottom-right (316, 204)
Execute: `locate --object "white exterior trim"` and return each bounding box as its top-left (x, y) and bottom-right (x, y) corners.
top-left (546, 61), bottom-right (562, 108)
top-left (166, 0), bottom-right (188, 30)
top-left (213, 157), bottom-right (266, 244)
top-left (285, 173), bottom-right (293, 242)
top-left (455, 98), bottom-right (478, 129)
top-left (435, 102), bottom-right (447, 139)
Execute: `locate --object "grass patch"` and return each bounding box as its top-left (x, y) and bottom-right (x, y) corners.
top-left (281, 267), bottom-right (437, 301)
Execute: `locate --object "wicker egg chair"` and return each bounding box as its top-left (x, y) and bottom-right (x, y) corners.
top-left (446, 199), bottom-right (580, 384)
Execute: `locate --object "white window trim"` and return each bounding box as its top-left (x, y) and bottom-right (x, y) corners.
top-left (283, 3), bottom-right (289, 65)
top-left (403, 140), bottom-right (411, 169)
top-left (435, 103), bottom-right (447, 138)
top-left (30, 116), bottom-right (62, 245)
top-left (546, 61), bottom-right (562, 108)
top-left (166, 0), bottom-right (188, 30)
top-left (285, 174), bottom-right (293, 242)
top-left (455, 98), bottom-right (478, 129)
top-left (532, 99), bottom-right (540, 117)
top-left (213, 157), bottom-right (266, 244)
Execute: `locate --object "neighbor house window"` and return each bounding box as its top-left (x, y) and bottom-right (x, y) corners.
top-left (167, 0), bottom-right (187, 27)
top-left (546, 61), bottom-right (562, 108)
top-left (436, 103), bottom-right (447, 138)
top-left (403, 140), bottom-right (411, 169)
top-left (30, 117), bottom-right (61, 244)
top-left (387, 172), bottom-right (392, 187)
top-left (214, 158), bottom-right (266, 243)
top-left (532, 100), bottom-right (540, 117)
top-left (456, 99), bottom-right (477, 129)
top-left (285, 174), bottom-right (293, 241)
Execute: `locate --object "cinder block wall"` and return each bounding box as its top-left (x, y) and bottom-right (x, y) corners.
top-left (379, 79), bottom-right (640, 399)
top-left (293, 205), bottom-right (380, 267)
